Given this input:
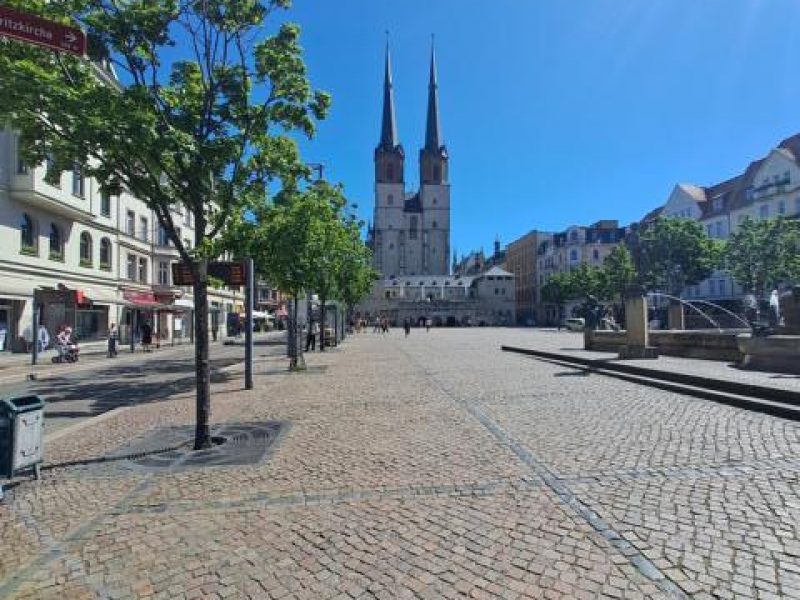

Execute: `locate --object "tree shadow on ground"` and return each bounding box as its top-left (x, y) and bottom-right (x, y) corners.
top-left (32, 355), bottom-right (245, 419)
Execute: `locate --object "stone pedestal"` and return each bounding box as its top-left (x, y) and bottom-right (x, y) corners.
top-left (619, 285), bottom-right (659, 360)
top-left (667, 301), bottom-right (685, 331)
top-left (737, 333), bottom-right (800, 374)
top-left (779, 287), bottom-right (800, 334)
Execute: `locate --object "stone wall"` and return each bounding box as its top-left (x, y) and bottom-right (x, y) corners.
top-left (586, 329), bottom-right (745, 361)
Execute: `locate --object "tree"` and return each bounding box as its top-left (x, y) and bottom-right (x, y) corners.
top-left (336, 220), bottom-right (376, 329)
top-left (250, 189), bottom-right (317, 369)
top-left (598, 244), bottom-right (637, 304)
top-left (541, 272), bottom-right (574, 316)
top-left (638, 217), bottom-right (722, 296)
top-left (725, 217), bottom-right (800, 297)
top-left (0, 1), bottom-right (329, 448)
top-left (567, 262), bottom-right (602, 299)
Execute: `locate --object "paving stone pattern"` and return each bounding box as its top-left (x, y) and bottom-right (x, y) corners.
top-left (2, 329), bottom-right (800, 598)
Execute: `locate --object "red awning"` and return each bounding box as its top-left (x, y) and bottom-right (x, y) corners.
top-left (123, 290), bottom-right (166, 309)
top-left (275, 307), bottom-right (288, 318)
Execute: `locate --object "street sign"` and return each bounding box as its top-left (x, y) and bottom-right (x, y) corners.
top-left (171, 261), bottom-right (248, 287)
top-left (0, 6), bottom-right (86, 57)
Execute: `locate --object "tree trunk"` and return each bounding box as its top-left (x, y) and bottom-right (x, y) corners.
top-left (192, 259), bottom-right (212, 450)
top-left (319, 295), bottom-right (327, 352)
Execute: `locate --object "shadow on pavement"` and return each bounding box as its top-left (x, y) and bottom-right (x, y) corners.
top-left (30, 355), bottom-right (245, 419)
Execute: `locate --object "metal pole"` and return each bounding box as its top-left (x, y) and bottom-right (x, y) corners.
top-left (31, 301), bottom-right (38, 366)
top-left (245, 257), bottom-right (254, 390)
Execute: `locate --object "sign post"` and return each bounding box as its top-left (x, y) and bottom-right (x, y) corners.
top-left (245, 258), bottom-right (254, 390)
top-left (0, 6), bottom-right (86, 57)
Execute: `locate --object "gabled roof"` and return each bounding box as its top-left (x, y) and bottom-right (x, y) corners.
top-left (677, 183), bottom-right (707, 203)
top-left (482, 266), bottom-right (513, 278)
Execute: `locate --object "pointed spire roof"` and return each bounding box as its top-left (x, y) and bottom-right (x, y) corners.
top-left (424, 40), bottom-right (442, 151)
top-left (379, 40), bottom-right (399, 149)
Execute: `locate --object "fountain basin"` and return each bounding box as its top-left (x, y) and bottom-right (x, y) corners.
top-left (586, 329), bottom-right (746, 361)
top-left (737, 334), bottom-right (800, 374)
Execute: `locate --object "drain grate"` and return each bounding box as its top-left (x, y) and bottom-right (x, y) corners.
top-left (115, 421), bottom-right (288, 472)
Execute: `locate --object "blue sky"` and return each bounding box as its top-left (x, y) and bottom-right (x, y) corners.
top-left (285, 0), bottom-right (800, 256)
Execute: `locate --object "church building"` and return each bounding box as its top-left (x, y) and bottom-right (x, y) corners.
top-left (367, 44), bottom-right (450, 277)
top-left (359, 43), bottom-right (516, 327)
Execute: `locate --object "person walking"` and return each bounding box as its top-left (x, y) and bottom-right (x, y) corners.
top-left (425, 318), bottom-right (431, 332)
top-left (107, 323), bottom-right (119, 358)
top-left (37, 323), bottom-right (50, 354)
top-left (306, 320), bottom-right (319, 351)
top-left (141, 320), bottom-right (153, 352)
top-left (404, 318), bottom-right (411, 337)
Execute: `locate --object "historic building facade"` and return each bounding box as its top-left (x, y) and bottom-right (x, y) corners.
top-left (0, 126), bottom-right (245, 352)
top-left (367, 45), bottom-right (450, 278)
top-left (359, 44), bottom-right (514, 327)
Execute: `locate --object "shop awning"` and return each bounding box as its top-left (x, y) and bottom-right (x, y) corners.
top-left (274, 307), bottom-right (288, 318)
top-left (122, 290), bottom-right (169, 310)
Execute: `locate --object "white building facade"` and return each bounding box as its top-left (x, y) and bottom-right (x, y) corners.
top-left (0, 126), bottom-right (244, 353)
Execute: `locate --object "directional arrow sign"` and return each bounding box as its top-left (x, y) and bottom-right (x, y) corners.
top-left (0, 5), bottom-right (86, 57)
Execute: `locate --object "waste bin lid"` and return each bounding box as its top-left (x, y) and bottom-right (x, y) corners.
top-left (1, 395), bottom-right (45, 414)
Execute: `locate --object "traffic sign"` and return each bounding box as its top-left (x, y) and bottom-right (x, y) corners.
top-left (0, 6), bottom-right (86, 57)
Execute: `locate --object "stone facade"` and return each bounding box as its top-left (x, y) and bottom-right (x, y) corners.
top-left (368, 45), bottom-right (449, 278)
top-left (357, 266), bottom-right (516, 327)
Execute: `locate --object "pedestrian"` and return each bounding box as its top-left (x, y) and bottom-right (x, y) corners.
top-left (381, 317), bottom-right (388, 334)
top-left (404, 318), bottom-right (411, 337)
top-left (373, 316), bottom-right (380, 334)
top-left (141, 320), bottom-right (153, 352)
top-left (108, 323), bottom-right (118, 358)
top-left (37, 323), bottom-right (50, 354)
top-left (769, 289), bottom-right (781, 327)
top-left (425, 318), bottom-right (431, 332)
top-left (306, 320), bottom-right (319, 351)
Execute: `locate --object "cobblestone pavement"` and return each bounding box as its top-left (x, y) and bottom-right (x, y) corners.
top-left (2, 328), bottom-right (800, 598)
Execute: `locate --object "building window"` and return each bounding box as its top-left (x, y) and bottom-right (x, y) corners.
top-left (72, 164), bottom-right (85, 197)
top-left (387, 194), bottom-right (393, 205)
top-left (99, 238), bottom-right (112, 270)
top-left (127, 254), bottom-right (136, 280)
top-left (432, 197), bottom-right (437, 205)
top-left (138, 257), bottom-right (148, 283)
top-left (592, 249), bottom-right (599, 261)
top-left (16, 138), bottom-right (28, 174)
top-left (79, 232), bottom-right (92, 267)
top-left (495, 288), bottom-right (499, 295)
top-left (760, 204), bottom-right (769, 219)
top-left (48, 224), bottom-right (63, 261)
top-left (432, 220), bottom-right (437, 229)
top-left (139, 216), bottom-right (148, 242)
top-left (184, 238), bottom-right (192, 251)
top-left (706, 224), bottom-right (713, 237)
top-left (20, 213), bottom-right (36, 254)
top-left (779, 200), bottom-right (786, 215)
top-left (158, 225), bottom-right (169, 246)
top-left (709, 279), bottom-right (716, 296)
top-left (100, 191), bottom-right (111, 217)
top-left (409, 216), bottom-right (418, 240)
top-left (795, 197), bottom-right (800, 215)
top-left (715, 221), bottom-right (723, 238)
top-left (126, 210), bottom-right (135, 236)
top-left (44, 154), bottom-right (59, 187)
top-left (158, 261), bottom-right (169, 285)
top-left (569, 249), bottom-right (578, 261)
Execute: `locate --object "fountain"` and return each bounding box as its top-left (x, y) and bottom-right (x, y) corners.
top-left (646, 292), bottom-right (723, 331)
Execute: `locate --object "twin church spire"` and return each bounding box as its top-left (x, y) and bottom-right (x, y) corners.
top-left (376, 40), bottom-right (447, 185)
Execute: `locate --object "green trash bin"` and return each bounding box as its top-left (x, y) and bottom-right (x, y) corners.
top-left (0, 395), bottom-right (45, 479)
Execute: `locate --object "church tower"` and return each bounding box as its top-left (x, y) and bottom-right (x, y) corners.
top-left (372, 42), bottom-right (404, 277)
top-left (372, 40), bottom-right (450, 278)
top-left (418, 44), bottom-right (450, 275)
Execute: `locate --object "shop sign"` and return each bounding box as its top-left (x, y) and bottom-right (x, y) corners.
top-left (123, 290), bottom-right (157, 305)
top-left (0, 5), bottom-right (86, 57)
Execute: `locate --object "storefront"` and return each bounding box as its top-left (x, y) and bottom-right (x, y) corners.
top-left (120, 290), bottom-right (169, 347)
top-left (36, 286), bottom-right (108, 344)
